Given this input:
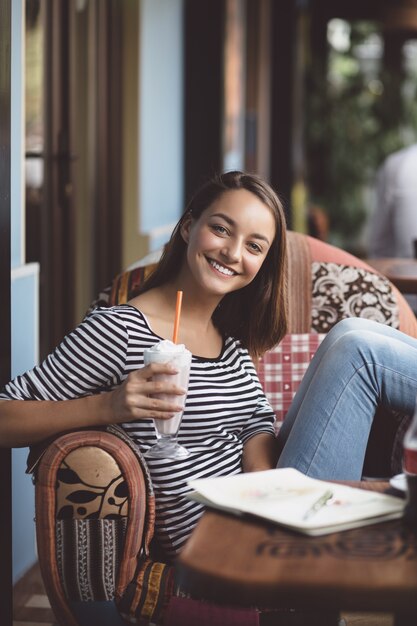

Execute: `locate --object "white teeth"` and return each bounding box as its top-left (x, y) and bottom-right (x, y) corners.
top-left (209, 259), bottom-right (235, 276)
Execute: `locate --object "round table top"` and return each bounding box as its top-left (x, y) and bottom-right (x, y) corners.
top-left (177, 481), bottom-right (417, 613)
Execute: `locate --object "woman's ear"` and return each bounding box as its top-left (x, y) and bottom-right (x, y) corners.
top-left (180, 213), bottom-right (193, 243)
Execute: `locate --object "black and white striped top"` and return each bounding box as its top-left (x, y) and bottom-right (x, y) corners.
top-left (1, 305), bottom-right (275, 559)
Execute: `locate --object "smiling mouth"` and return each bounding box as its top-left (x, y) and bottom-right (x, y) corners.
top-left (207, 258), bottom-right (238, 276)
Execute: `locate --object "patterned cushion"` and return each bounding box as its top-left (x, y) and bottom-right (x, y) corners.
top-left (56, 446), bottom-right (128, 520)
top-left (109, 264), bottom-right (157, 305)
top-left (312, 262), bottom-right (399, 333)
top-left (57, 518), bottom-right (128, 601)
top-left (87, 264), bottom-right (157, 313)
top-left (258, 333), bottom-right (326, 428)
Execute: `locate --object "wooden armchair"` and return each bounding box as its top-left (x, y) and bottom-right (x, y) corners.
top-left (30, 231), bottom-right (417, 625)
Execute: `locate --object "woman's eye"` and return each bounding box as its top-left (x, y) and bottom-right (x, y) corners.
top-left (212, 224), bottom-right (228, 235)
top-left (248, 242), bottom-right (262, 253)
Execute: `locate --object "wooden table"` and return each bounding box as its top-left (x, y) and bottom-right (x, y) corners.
top-left (367, 258), bottom-right (417, 294)
top-left (177, 482), bottom-right (417, 625)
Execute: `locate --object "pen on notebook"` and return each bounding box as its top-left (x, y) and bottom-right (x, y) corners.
top-left (302, 489), bottom-right (334, 521)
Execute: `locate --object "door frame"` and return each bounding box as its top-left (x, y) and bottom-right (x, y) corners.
top-left (0, 0), bottom-right (13, 623)
top-left (28, 0), bottom-right (123, 358)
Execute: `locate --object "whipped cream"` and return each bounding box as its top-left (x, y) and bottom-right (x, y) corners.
top-left (146, 339), bottom-right (188, 353)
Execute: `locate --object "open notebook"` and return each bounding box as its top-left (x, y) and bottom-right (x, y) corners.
top-left (187, 468), bottom-right (405, 536)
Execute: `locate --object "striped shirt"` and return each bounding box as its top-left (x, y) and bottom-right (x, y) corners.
top-left (1, 305), bottom-right (275, 559)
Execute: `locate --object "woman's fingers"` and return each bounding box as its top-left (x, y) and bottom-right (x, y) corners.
top-left (124, 389), bottom-right (184, 414)
top-left (140, 362), bottom-right (179, 377)
top-left (125, 373), bottom-right (187, 397)
top-left (109, 365), bottom-right (186, 422)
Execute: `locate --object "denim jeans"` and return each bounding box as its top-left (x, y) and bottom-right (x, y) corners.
top-left (277, 318), bottom-right (417, 479)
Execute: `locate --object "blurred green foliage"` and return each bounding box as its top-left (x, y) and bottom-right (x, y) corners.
top-left (305, 21), bottom-right (417, 251)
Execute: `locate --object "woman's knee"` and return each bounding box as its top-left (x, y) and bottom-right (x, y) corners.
top-left (324, 327), bottom-right (377, 366)
top-left (325, 318), bottom-right (363, 345)
top-left (329, 317), bottom-right (381, 339)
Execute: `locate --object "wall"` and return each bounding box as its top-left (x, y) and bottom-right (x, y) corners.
top-left (10, 0), bottom-right (40, 583)
top-left (122, 0), bottom-right (184, 268)
top-left (11, 265), bottom-right (39, 582)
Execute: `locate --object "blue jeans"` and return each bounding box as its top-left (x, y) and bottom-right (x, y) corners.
top-left (276, 318), bottom-right (417, 479)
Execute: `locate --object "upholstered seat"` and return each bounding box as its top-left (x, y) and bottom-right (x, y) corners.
top-left (31, 231), bottom-right (417, 625)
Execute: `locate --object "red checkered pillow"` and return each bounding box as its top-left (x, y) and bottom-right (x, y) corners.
top-left (258, 333), bottom-right (326, 428)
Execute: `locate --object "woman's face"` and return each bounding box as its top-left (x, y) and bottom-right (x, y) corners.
top-left (181, 188), bottom-right (276, 298)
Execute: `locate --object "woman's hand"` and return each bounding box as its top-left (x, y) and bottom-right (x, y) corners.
top-left (107, 363), bottom-right (187, 424)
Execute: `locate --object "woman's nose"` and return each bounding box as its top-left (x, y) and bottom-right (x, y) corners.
top-left (221, 239), bottom-right (242, 262)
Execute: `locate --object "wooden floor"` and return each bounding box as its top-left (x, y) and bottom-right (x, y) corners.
top-left (13, 562), bottom-right (394, 626)
top-left (13, 563), bottom-right (56, 626)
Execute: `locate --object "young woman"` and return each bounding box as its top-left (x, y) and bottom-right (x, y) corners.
top-left (0, 171), bottom-right (287, 560)
top-left (0, 170), bottom-right (416, 562)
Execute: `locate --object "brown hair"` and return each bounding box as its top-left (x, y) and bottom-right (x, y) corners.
top-left (141, 171), bottom-right (288, 358)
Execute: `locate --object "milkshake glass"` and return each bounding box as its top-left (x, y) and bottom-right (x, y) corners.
top-left (143, 339), bottom-right (192, 459)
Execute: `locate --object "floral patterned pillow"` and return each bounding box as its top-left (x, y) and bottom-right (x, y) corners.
top-left (311, 262), bottom-right (399, 333)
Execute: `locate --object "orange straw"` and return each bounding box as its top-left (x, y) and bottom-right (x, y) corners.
top-left (172, 290), bottom-right (183, 343)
